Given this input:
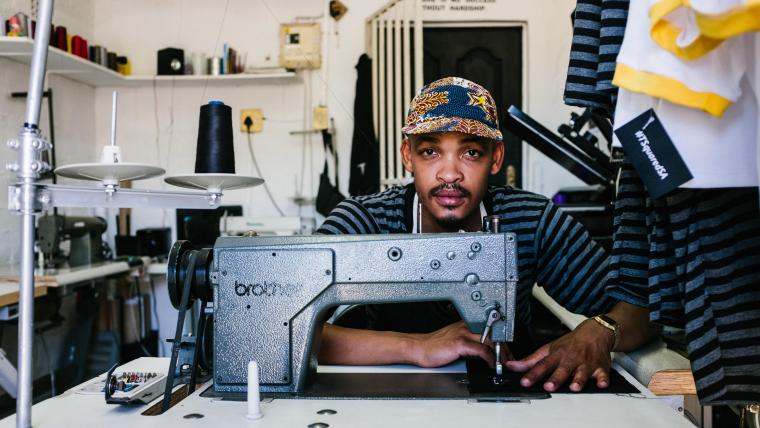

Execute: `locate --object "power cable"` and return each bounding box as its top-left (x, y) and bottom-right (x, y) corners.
top-left (244, 123), bottom-right (286, 216)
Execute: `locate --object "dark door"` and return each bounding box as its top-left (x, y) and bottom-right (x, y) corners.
top-left (423, 26), bottom-right (523, 188)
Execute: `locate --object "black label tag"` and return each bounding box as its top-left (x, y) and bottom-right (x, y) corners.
top-left (614, 109), bottom-right (692, 199)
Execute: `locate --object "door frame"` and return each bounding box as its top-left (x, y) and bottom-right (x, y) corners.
top-left (422, 21), bottom-right (529, 186)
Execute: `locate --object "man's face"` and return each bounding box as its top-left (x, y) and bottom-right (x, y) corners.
top-left (401, 132), bottom-right (505, 230)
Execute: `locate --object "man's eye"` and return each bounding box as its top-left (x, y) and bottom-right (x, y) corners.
top-left (464, 149), bottom-right (481, 158)
top-left (421, 148), bottom-right (436, 156)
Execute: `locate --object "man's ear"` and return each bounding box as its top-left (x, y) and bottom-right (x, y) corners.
top-left (401, 137), bottom-right (414, 174)
top-left (490, 140), bottom-right (505, 175)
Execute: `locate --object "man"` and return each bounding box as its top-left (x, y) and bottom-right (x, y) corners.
top-left (317, 77), bottom-right (657, 392)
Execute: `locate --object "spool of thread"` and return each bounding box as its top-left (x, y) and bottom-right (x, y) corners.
top-left (116, 56), bottom-right (131, 75)
top-left (8, 13), bottom-right (28, 36)
top-left (207, 56), bottom-right (222, 76)
top-left (107, 52), bottom-right (118, 71)
top-left (194, 101), bottom-right (235, 174)
top-left (71, 35), bottom-right (81, 56)
top-left (66, 34), bottom-right (72, 53)
top-left (90, 46), bottom-right (108, 66)
top-left (73, 36), bottom-right (86, 58)
top-left (192, 53), bottom-right (206, 76)
top-left (79, 37), bottom-right (89, 59)
top-left (99, 47), bottom-right (109, 67)
top-left (194, 53), bottom-right (204, 75)
top-left (55, 26), bottom-right (67, 51)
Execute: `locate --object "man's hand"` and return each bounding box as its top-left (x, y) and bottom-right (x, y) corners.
top-left (410, 321), bottom-right (512, 368)
top-left (505, 318), bottom-right (614, 392)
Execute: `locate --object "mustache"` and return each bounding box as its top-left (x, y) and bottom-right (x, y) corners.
top-left (430, 182), bottom-right (471, 198)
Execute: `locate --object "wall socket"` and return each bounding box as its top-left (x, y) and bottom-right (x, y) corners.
top-left (240, 109), bottom-right (264, 133)
top-left (312, 105), bottom-right (329, 130)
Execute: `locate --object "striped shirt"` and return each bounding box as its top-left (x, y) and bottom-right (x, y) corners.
top-left (564, 0), bottom-right (629, 115)
top-left (317, 184), bottom-right (615, 342)
top-left (607, 163), bottom-right (760, 405)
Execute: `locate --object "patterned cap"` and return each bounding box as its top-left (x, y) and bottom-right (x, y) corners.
top-left (401, 77), bottom-right (502, 141)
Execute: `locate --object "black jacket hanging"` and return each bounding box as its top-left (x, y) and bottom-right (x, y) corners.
top-left (316, 129), bottom-right (346, 216)
top-left (348, 54), bottom-right (380, 196)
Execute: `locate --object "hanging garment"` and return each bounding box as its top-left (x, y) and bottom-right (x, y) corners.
top-left (598, 0), bottom-right (631, 92)
top-left (651, 0), bottom-right (760, 45)
top-left (611, 0), bottom-right (758, 188)
top-left (316, 129), bottom-right (347, 216)
top-left (564, 0), bottom-right (630, 115)
top-left (606, 162), bottom-right (760, 405)
top-left (613, 0), bottom-right (753, 117)
top-left (348, 54), bottom-right (380, 196)
top-left (612, 81), bottom-right (758, 188)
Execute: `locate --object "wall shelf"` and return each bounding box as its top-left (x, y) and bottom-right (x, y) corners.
top-left (0, 36), bottom-right (298, 87)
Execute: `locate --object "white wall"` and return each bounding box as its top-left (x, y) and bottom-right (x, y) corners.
top-left (89, 0), bottom-right (582, 239)
top-left (0, 0), bottom-right (97, 265)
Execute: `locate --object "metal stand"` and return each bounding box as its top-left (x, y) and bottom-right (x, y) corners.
top-left (4, 2), bottom-right (229, 425)
top-left (10, 2), bottom-right (55, 426)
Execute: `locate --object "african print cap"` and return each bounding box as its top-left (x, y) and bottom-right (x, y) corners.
top-left (401, 77), bottom-right (503, 141)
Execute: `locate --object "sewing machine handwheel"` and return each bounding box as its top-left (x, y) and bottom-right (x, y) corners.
top-left (167, 240), bottom-right (214, 310)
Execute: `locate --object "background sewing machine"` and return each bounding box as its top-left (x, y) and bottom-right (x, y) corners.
top-left (36, 214), bottom-right (108, 268)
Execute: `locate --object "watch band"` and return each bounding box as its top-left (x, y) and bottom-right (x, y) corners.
top-left (593, 315), bottom-right (620, 352)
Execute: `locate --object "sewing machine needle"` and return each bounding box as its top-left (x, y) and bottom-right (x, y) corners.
top-left (495, 342), bottom-right (503, 376)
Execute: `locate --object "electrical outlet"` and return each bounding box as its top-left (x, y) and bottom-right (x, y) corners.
top-left (312, 105), bottom-right (329, 130)
top-left (240, 109), bottom-right (264, 133)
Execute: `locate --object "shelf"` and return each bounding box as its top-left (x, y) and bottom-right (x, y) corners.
top-left (122, 72), bottom-right (299, 86)
top-left (0, 36), bottom-right (298, 87)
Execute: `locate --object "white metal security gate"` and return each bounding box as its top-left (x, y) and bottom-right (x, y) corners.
top-left (367, 0), bottom-right (423, 188)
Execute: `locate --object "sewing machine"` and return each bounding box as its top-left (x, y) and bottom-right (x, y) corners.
top-left (37, 215), bottom-right (108, 268)
top-left (0, 220), bottom-right (698, 427)
top-left (165, 216), bottom-right (518, 396)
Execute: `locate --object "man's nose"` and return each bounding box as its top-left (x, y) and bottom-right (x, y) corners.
top-left (436, 156), bottom-right (464, 183)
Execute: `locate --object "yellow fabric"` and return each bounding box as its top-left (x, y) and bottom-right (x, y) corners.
top-left (613, 63), bottom-right (733, 116)
top-left (691, 0), bottom-right (760, 39)
top-left (650, 0), bottom-right (725, 60)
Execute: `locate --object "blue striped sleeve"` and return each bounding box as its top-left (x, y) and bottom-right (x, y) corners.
top-left (316, 198), bottom-right (381, 235)
top-left (604, 163), bottom-right (650, 308)
top-left (535, 201), bottom-right (615, 316)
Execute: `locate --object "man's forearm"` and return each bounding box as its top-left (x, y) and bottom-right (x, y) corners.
top-left (319, 323), bottom-right (418, 365)
top-left (606, 301), bottom-right (660, 352)
top-left (319, 321), bottom-right (496, 367)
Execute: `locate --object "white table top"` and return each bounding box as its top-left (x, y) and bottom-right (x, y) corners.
top-left (0, 358), bottom-right (695, 428)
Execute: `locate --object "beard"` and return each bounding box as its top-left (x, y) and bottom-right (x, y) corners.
top-left (434, 212), bottom-right (467, 229)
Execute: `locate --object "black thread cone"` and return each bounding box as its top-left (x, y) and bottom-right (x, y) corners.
top-left (194, 101), bottom-right (235, 174)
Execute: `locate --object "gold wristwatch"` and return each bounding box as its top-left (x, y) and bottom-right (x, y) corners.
top-left (593, 315), bottom-right (620, 352)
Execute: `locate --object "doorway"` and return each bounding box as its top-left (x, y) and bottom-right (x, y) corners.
top-left (423, 25), bottom-right (524, 188)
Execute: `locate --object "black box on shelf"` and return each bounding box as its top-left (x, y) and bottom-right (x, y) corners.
top-left (157, 47), bottom-right (184, 75)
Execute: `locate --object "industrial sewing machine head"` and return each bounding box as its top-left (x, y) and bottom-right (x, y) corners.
top-left (37, 214), bottom-right (108, 268)
top-left (166, 216), bottom-right (518, 396)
